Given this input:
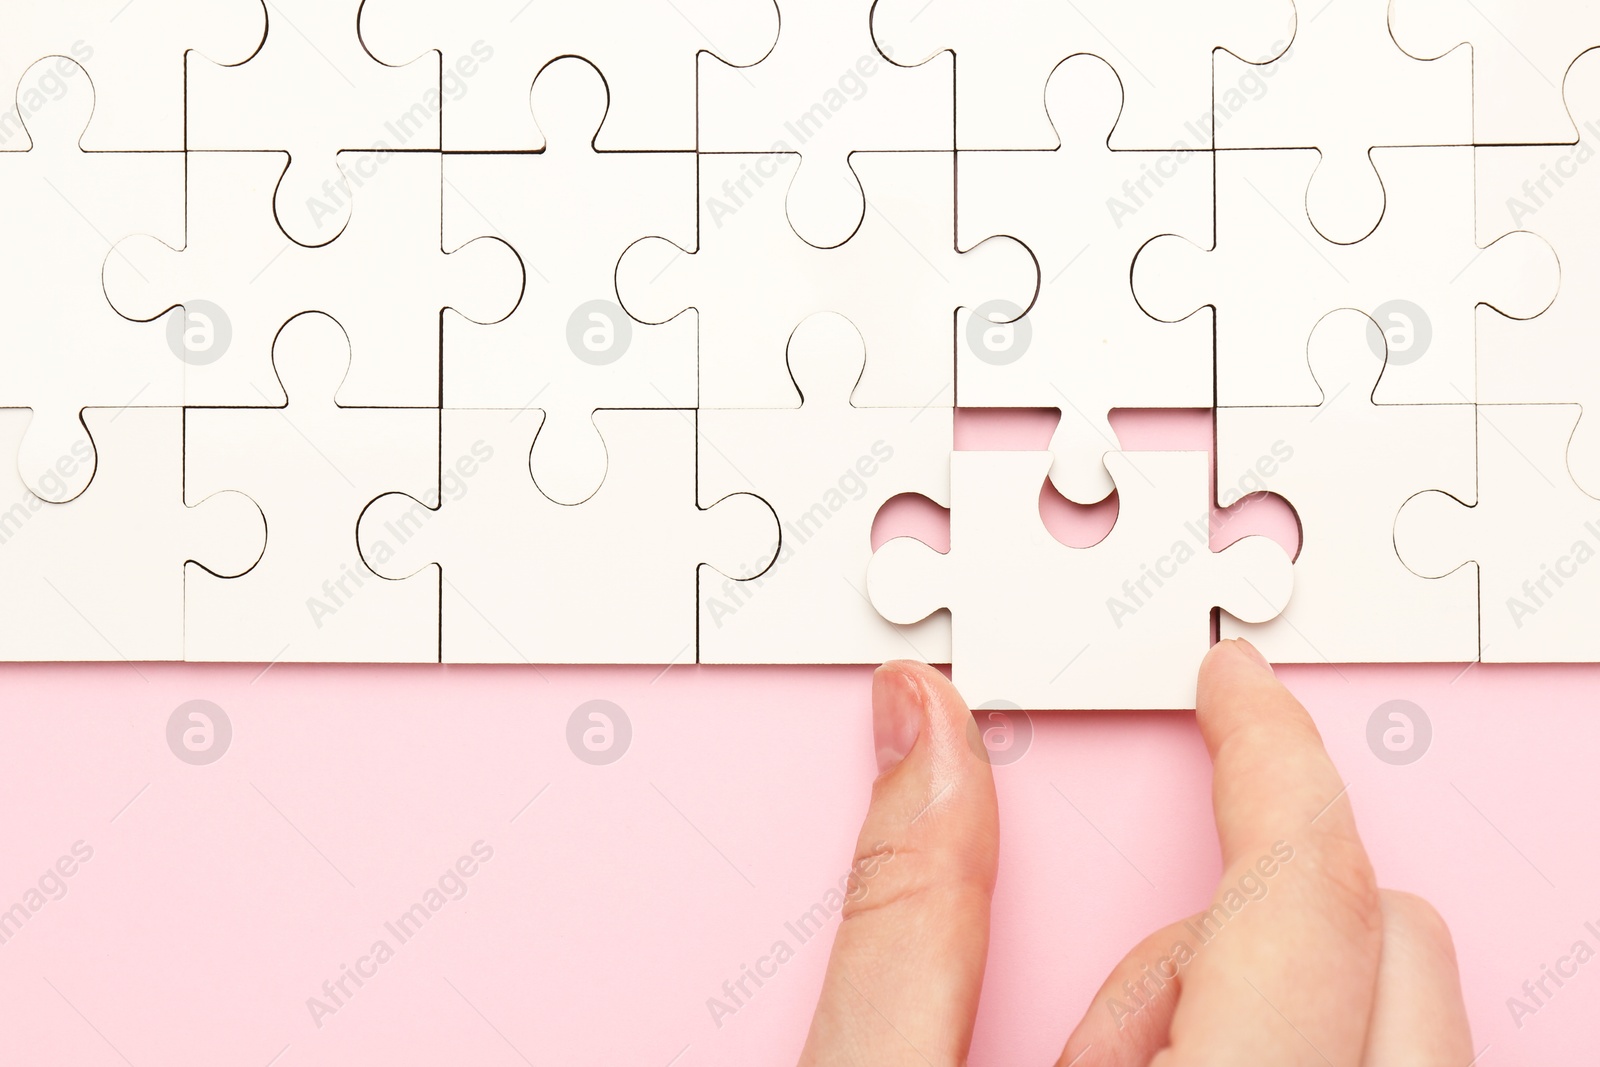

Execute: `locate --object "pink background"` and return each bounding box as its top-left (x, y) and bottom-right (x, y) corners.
top-left (1, 411), bottom-right (1594, 1065)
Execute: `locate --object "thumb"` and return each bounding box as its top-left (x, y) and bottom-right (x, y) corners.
top-left (797, 661), bottom-right (1001, 1067)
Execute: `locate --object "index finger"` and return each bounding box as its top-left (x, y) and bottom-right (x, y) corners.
top-left (1158, 640), bottom-right (1384, 1066)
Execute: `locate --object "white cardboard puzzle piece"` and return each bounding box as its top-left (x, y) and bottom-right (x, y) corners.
top-left (105, 150), bottom-right (523, 410)
top-left (1397, 405), bottom-right (1600, 664)
top-left (186, 0), bottom-right (440, 245)
top-left (698, 313), bottom-right (953, 665)
top-left (1134, 146), bottom-right (1559, 409)
top-left (442, 57), bottom-right (697, 506)
top-left (1474, 47), bottom-right (1600, 499)
top-left (2, 1), bottom-right (263, 152)
top-left (956, 54), bottom-right (1213, 504)
top-left (0, 407), bottom-right (263, 662)
top-left (185, 313), bottom-right (439, 664)
top-left (698, 0), bottom-right (952, 247)
top-left (359, 409), bottom-right (779, 664)
top-left (360, 0), bottom-right (778, 152)
top-left (1393, 3), bottom-right (1600, 146)
top-left (868, 450), bottom-right (1294, 710)
top-left (618, 150), bottom-right (1038, 411)
top-left (0, 58), bottom-right (184, 503)
top-left (872, 0), bottom-right (1294, 151)
top-left (1217, 309), bottom-right (1478, 663)
top-left (1215, 0), bottom-right (1472, 243)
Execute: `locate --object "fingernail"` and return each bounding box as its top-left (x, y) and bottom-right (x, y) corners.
top-left (872, 666), bottom-right (924, 775)
top-left (1232, 638), bottom-right (1273, 673)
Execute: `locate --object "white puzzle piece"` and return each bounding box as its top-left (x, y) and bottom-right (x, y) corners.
top-left (360, 0), bottom-right (778, 152)
top-left (0, 408), bottom-right (263, 662)
top-left (359, 409), bottom-right (779, 664)
top-left (956, 55), bottom-right (1213, 504)
top-left (442, 58), bottom-right (697, 506)
top-left (617, 151), bottom-right (1038, 410)
top-left (1133, 146), bottom-right (1559, 408)
top-left (1214, 0), bottom-right (1471, 243)
top-left (1397, 405), bottom-right (1600, 663)
top-left (1393, 2), bottom-right (1600, 145)
top-left (698, 313), bottom-right (952, 665)
top-left (698, 0), bottom-right (953, 247)
top-left (1474, 48), bottom-right (1600, 498)
top-left (184, 314), bottom-right (439, 664)
top-left (1216, 310), bottom-right (1477, 663)
top-left (104, 150), bottom-right (523, 410)
top-left (867, 450), bottom-right (1293, 710)
top-left (871, 0), bottom-right (1293, 150)
top-left (0, 59), bottom-right (184, 503)
top-left (2, 1), bottom-right (262, 151)
top-left (186, 0), bottom-right (439, 245)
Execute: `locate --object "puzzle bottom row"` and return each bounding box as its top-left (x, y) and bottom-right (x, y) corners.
top-left (20, 317), bottom-right (1598, 703)
top-left (0, 414), bottom-right (1281, 713)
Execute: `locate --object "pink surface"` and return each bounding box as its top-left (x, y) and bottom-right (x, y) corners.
top-left (1, 412), bottom-right (1594, 1065)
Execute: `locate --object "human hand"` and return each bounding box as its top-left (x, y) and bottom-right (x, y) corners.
top-left (797, 641), bottom-right (1473, 1066)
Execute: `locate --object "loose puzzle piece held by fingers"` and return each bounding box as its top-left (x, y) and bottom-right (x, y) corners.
top-left (868, 450), bottom-right (1294, 710)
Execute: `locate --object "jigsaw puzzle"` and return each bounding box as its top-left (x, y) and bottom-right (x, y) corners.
top-left (5, 2), bottom-right (1600, 703)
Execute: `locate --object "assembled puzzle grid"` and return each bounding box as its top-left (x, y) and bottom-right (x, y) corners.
top-left (4, 1), bottom-right (1597, 708)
